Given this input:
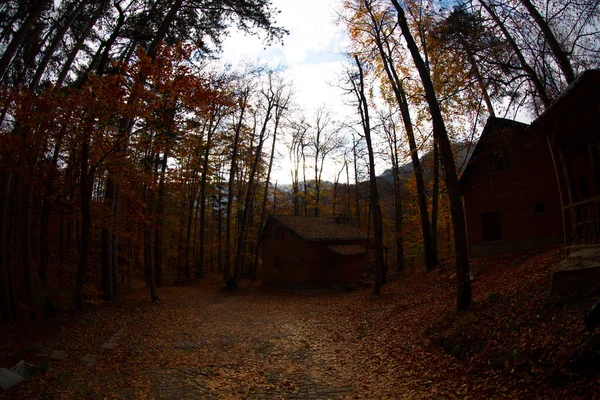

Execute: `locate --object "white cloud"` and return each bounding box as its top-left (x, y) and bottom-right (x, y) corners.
top-left (220, 0), bottom-right (359, 184)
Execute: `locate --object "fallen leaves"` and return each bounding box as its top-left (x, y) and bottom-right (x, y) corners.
top-left (1, 249), bottom-right (599, 398)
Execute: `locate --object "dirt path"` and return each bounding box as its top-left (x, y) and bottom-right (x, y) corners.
top-left (125, 280), bottom-right (356, 399)
top-left (4, 277), bottom-right (376, 399)
top-left (5, 252), bottom-right (594, 399)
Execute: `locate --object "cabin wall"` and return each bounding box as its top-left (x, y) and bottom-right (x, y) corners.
top-left (262, 221), bottom-right (364, 287)
top-left (323, 251), bottom-right (364, 285)
top-left (262, 222), bottom-right (320, 287)
top-left (546, 106), bottom-right (600, 246)
top-left (462, 129), bottom-right (563, 257)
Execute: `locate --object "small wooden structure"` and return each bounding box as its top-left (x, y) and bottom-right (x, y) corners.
top-left (261, 215), bottom-right (367, 288)
top-left (459, 117), bottom-right (563, 257)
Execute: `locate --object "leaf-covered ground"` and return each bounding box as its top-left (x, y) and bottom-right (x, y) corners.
top-left (1, 249), bottom-right (599, 399)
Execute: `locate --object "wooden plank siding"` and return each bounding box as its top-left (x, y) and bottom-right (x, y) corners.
top-left (262, 219), bottom-right (365, 288)
top-left (461, 119), bottom-right (563, 257)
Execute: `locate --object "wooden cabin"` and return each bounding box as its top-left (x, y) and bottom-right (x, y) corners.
top-left (528, 69), bottom-right (600, 251)
top-left (261, 215), bottom-right (367, 288)
top-left (459, 117), bottom-right (563, 257)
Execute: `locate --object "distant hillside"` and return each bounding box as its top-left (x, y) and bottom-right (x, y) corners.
top-left (379, 142), bottom-right (475, 183)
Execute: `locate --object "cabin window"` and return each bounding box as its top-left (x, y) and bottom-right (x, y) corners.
top-left (481, 212), bottom-right (502, 242)
top-left (273, 228), bottom-right (285, 240)
top-left (580, 177), bottom-right (590, 199)
top-left (274, 255), bottom-right (281, 269)
top-left (328, 257), bottom-right (336, 269)
top-left (489, 149), bottom-right (510, 173)
top-left (535, 202), bottom-right (545, 215)
top-left (299, 257), bottom-right (305, 268)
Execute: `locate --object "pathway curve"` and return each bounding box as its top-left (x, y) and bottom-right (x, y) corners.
top-left (14, 277), bottom-right (364, 399)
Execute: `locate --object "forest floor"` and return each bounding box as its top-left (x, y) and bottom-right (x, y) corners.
top-left (1, 248), bottom-right (600, 399)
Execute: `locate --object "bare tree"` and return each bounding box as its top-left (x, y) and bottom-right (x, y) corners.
top-left (390, 0), bottom-right (471, 310)
top-left (287, 117), bottom-right (309, 216)
top-left (350, 55), bottom-right (385, 295)
top-left (361, 0), bottom-right (436, 271)
top-left (380, 110), bottom-right (404, 272)
top-left (309, 107), bottom-right (342, 217)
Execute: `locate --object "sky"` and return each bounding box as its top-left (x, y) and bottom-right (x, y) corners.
top-left (221, 0), bottom-right (356, 185)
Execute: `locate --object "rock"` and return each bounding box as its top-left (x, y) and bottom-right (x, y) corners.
top-left (50, 350), bottom-right (67, 360)
top-left (101, 342), bottom-right (115, 350)
top-left (0, 367), bottom-right (25, 390)
top-left (10, 360), bottom-right (36, 379)
top-left (81, 354), bottom-right (97, 367)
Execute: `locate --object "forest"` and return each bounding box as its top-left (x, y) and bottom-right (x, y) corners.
top-left (1, 0), bottom-right (600, 397)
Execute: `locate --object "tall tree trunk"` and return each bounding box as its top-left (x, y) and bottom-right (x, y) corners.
top-left (0, 0), bottom-right (51, 82)
top-left (232, 119), bottom-right (270, 288)
top-left (20, 182), bottom-right (34, 314)
top-left (352, 135), bottom-right (361, 227)
top-left (346, 159), bottom-right (351, 216)
top-left (0, 172), bottom-right (15, 320)
top-left (92, 3), bottom-right (126, 76)
top-left (302, 152), bottom-right (308, 216)
top-left (314, 132), bottom-right (321, 217)
top-left (29, 0), bottom-right (90, 92)
top-left (519, 0), bottom-right (575, 84)
top-left (110, 185), bottom-right (120, 297)
top-left (144, 154), bottom-right (159, 302)
top-left (431, 140), bottom-right (439, 267)
top-left (391, 0), bottom-right (471, 310)
top-left (253, 104), bottom-right (283, 281)
top-left (478, 0), bottom-right (552, 107)
top-left (292, 179), bottom-right (300, 215)
top-left (154, 151), bottom-right (168, 284)
top-left (101, 177), bottom-right (116, 300)
top-left (146, 0), bottom-right (185, 58)
top-left (353, 55), bottom-right (384, 296)
top-left (366, 2), bottom-right (435, 271)
top-left (274, 181), bottom-right (278, 211)
top-left (456, 32), bottom-right (496, 117)
top-left (75, 131), bottom-right (93, 311)
top-left (97, 0), bottom-right (185, 295)
top-left (56, 0), bottom-right (109, 87)
top-left (199, 112), bottom-right (222, 277)
top-left (225, 89), bottom-right (249, 284)
top-left (183, 184), bottom-right (196, 280)
top-left (217, 170), bottom-right (223, 273)
top-left (384, 118), bottom-right (404, 273)
top-left (393, 169), bottom-right (403, 272)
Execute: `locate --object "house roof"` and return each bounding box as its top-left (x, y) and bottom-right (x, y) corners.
top-left (326, 244), bottom-right (366, 256)
top-left (528, 69), bottom-right (600, 138)
top-left (269, 215), bottom-right (368, 241)
top-left (458, 117), bottom-right (529, 188)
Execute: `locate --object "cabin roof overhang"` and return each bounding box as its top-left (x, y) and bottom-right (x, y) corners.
top-left (264, 214), bottom-right (368, 242)
top-left (527, 69), bottom-right (600, 143)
